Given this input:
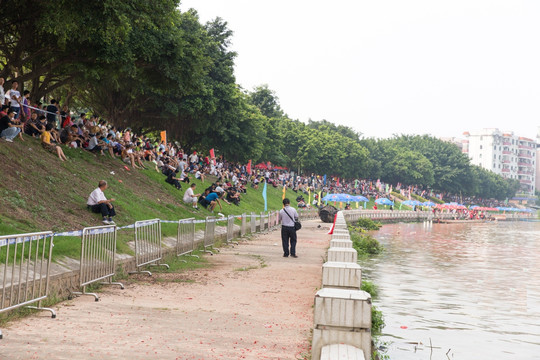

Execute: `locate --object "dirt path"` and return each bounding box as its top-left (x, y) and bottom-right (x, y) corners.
top-left (0, 219), bottom-right (331, 360)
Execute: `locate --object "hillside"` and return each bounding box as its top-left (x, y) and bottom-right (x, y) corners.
top-left (0, 137), bottom-right (287, 257)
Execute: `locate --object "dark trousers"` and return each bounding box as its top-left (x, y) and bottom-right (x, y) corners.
top-left (281, 226), bottom-right (297, 256)
top-left (90, 203), bottom-right (116, 218)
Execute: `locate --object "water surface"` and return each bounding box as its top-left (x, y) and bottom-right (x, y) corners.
top-left (361, 221), bottom-right (540, 359)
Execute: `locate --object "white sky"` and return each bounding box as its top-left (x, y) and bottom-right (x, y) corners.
top-left (180, 0), bottom-right (540, 140)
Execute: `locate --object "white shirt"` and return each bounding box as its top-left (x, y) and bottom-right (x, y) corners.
top-left (0, 85), bottom-right (4, 105)
top-left (189, 154), bottom-right (198, 163)
top-left (279, 206), bottom-right (299, 227)
top-left (5, 89), bottom-right (20, 107)
top-left (88, 136), bottom-right (98, 150)
top-left (183, 187), bottom-right (195, 203)
top-left (87, 187), bottom-right (107, 206)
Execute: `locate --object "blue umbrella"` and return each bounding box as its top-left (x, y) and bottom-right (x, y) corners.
top-left (354, 196), bottom-right (369, 202)
top-left (402, 200), bottom-right (421, 206)
top-left (422, 201), bottom-right (436, 207)
top-left (375, 198), bottom-right (394, 206)
top-left (322, 194), bottom-right (340, 202)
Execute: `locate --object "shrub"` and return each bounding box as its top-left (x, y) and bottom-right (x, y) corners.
top-left (351, 233), bottom-right (383, 256)
top-left (355, 218), bottom-right (382, 231)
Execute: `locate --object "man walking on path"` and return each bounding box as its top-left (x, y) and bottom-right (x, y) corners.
top-left (87, 180), bottom-right (117, 225)
top-left (279, 198), bottom-right (299, 258)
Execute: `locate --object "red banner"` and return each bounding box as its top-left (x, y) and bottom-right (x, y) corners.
top-left (246, 159), bottom-right (252, 175)
top-left (209, 148), bottom-right (216, 165)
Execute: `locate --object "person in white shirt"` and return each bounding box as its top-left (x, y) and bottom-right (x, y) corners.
top-left (195, 166), bottom-right (205, 182)
top-left (87, 180), bottom-right (116, 224)
top-left (278, 198), bottom-right (299, 258)
top-left (189, 151), bottom-right (198, 164)
top-left (183, 183), bottom-right (200, 209)
top-left (5, 80), bottom-right (21, 119)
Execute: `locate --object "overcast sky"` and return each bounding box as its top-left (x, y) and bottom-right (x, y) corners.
top-left (180, 0), bottom-right (540, 140)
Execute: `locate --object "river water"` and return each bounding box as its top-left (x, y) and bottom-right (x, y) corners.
top-left (360, 221), bottom-right (540, 360)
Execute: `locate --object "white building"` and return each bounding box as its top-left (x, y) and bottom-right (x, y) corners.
top-left (536, 127), bottom-right (540, 193)
top-left (463, 128), bottom-right (537, 195)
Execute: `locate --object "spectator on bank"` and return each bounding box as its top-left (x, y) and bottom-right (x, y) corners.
top-left (0, 108), bottom-right (24, 142)
top-left (22, 90), bottom-right (31, 119)
top-left (24, 112), bottom-right (41, 137)
top-left (41, 123), bottom-right (67, 161)
top-left (194, 165), bottom-right (205, 182)
top-left (205, 190), bottom-right (222, 212)
top-left (46, 99), bottom-right (59, 126)
top-left (87, 180), bottom-right (116, 225)
top-left (183, 183), bottom-right (200, 209)
top-left (189, 151), bottom-right (198, 165)
top-left (5, 80), bottom-right (21, 119)
top-left (87, 132), bottom-right (105, 155)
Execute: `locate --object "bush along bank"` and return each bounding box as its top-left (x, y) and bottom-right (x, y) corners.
top-left (349, 218), bottom-right (388, 359)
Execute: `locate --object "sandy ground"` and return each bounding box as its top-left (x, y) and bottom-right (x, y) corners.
top-left (0, 219), bottom-right (331, 360)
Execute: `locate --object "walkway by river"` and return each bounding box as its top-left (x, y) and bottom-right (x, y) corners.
top-left (0, 219), bottom-right (330, 360)
top-left (363, 221), bottom-right (540, 360)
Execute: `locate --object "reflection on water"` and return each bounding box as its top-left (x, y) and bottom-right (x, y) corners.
top-left (360, 221), bottom-right (540, 360)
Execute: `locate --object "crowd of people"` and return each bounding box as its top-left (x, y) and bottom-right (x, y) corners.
top-left (1, 77), bottom-right (511, 224)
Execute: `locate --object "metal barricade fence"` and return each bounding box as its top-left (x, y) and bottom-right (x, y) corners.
top-left (0, 231), bottom-right (56, 339)
top-left (241, 213), bottom-right (247, 236)
top-left (72, 225), bottom-right (123, 301)
top-left (268, 211), bottom-right (274, 231)
top-left (204, 217), bottom-right (218, 254)
top-left (226, 215), bottom-right (238, 245)
top-left (260, 212), bottom-right (266, 233)
top-left (176, 218), bottom-right (198, 258)
top-left (130, 219), bottom-right (169, 276)
top-left (250, 212), bottom-right (257, 233)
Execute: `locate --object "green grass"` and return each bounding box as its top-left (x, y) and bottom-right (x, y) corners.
top-left (0, 136), bottom-right (287, 260)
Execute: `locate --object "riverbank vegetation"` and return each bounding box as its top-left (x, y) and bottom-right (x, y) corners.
top-left (349, 219), bottom-right (388, 359)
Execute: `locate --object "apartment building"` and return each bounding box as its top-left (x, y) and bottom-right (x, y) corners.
top-left (463, 128), bottom-right (537, 195)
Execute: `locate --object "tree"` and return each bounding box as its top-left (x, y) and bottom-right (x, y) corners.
top-left (248, 85), bottom-right (284, 118)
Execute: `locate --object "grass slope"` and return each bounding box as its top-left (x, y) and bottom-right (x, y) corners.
top-left (0, 137), bottom-right (287, 258)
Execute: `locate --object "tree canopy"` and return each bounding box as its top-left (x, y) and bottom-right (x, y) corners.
top-left (0, 0), bottom-right (521, 200)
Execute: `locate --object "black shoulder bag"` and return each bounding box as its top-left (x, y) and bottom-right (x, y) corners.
top-left (284, 208), bottom-right (302, 231)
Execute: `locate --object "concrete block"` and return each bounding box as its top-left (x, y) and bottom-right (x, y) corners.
top-left (322, 261), bottom-right (361, 289)
top-left (329, 239), bottom-right (353, 248)
top-left (312, 328), bottom-right (371, 360)
top-left (314, 288), bottom-right (371, 329)
top-left (320, 344), bottom-right (365, 360)
top-left (327, 247), bottom-right (357, 263)
top-left (331, 233), bottom-right (351, 240)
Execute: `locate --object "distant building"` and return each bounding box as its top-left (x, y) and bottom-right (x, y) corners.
top-left (536, 127), bottom-right (540, 193)
top-left (463, 128), bottom-right (537, 195)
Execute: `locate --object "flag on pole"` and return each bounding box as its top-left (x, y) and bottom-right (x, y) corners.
top-left (355, 179), bottom-right (359, 188)
top-left (308, 189), bottom-right (311, 205)
top-left (209, 148), bottom-right (216, 165)
top-left (246, 160), bottom-right (252, 175)
top-left (160, 131), bottom-right (167, 144)
top-left (323, 174), bottom-right (327, 185)
top-left (262, 180), bottom-right (268, 211)
top-left (318, 191), bottom-right (322, 206)
top-left (282, 185), bottom-right (287, 200)
top-left (355, 202), bottom-right (359, 209)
